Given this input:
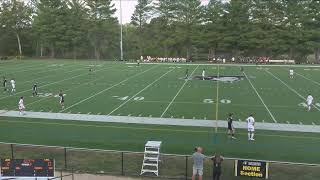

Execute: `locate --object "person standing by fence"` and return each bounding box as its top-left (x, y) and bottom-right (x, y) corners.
top-left (192, 147), bottom-right (206, 180)
top-left (212, 153), bottom-right (224, 180)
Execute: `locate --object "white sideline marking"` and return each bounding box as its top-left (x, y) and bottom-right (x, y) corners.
top-left (161, 65), bottom-right (199, 117)
top-left (266, 70), bottom-right (320, 111)
top-left (60, 65), bottom-right (158, 113)
top-left (107, 69), bottom-right (173, 115)
top-left (3, 111), bottom-right (320, 133)
top-left (243, 72), bottom-right (277, 123)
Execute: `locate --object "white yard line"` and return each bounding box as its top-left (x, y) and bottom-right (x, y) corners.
top-left (24, 66), bottom-right (114, 107)
top-left (243, 72), bottom-right (277, 123)
top-left (107, 69), bottom-right (174, 115)
top-left (266, 70), bottom-right (320, 111)
top-left (295, 71), bottom-right (320, 86)
top-left (160, 65), bottom-right (199, 118)
top-left (60, 65), bottom-right (158, 112)
top-left (0, 62), bottom-right (109, 101)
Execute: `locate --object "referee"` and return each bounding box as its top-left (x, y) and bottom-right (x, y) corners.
top-left (227, 113), bottom-right (236, 139)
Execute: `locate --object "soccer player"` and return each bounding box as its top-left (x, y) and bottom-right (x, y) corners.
top-left (137, 59), bottom-right (140, 66)
top-left (32, 83), bottom-right (38, 97)
top-left (306, 94), bottom-right (313, 111)
top-left (240, 66), bottom-right (244, 72)
top-left (202, 69), bottom-right (205, 80)
top-left (59, 90), bottom-right (65, 109)
top-left (3, 77), bottom-right (7, 92)
top-left (246, 114), bottom-right (255, 141)
top-left (10, 78), bottom-right (16, 95)
top-left (289, 69), bottom-right (294, 79)
top-left (227, 113), bottom-right (236, 139)
top-left (18, 96), bottom-right (25, 115)
top-left (185, 68), bottom-right (189, 79)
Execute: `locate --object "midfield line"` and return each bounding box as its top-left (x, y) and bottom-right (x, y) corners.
top-left (160, 65), bottom-right (199, 118)
top-left (0, 62), bottom-right (108, 101)
top-left (60, 65), bottom-right (158, 113)
top-left (243, 71), bottom-right (277, 123)
top-left (107, 69), bottom-right (174, 115)
top-left (265, 70), bottom-right (320, 111)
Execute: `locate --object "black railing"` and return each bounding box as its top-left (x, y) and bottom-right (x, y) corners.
top-left (0, 142), bottom-right (319, 180)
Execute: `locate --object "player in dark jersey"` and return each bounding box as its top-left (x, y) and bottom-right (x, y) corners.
top-left (185, 68), bottom-right (189, 79)
top-left (32, 83), bottom-right (38, 97)
top-left (59, 90), bottom-right (65, 109)
top-left (3, 77), bottom-right (7, 92)
top-left (227, 113), bottom-right (236, 139)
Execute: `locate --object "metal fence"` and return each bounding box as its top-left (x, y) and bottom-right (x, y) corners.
top-left (0, 142), bottom-right (319, 180)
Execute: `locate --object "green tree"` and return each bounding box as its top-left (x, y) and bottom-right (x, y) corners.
top-left (131, 0), bottom-right (153, 58)
top-left (86, 0), bottom-right (118, 60)
top-left (0, 0), bottom-right (32, 57)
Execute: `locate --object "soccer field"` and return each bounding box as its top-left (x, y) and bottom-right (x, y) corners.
top-left (0, 60), bottom-right (320, 165)
top-left (0, 60), bottom-right (320, 124)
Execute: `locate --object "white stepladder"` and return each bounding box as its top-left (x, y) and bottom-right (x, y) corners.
top-left (140, 141), bottom-right (162, 176)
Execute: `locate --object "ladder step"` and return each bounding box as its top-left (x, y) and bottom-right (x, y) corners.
top-left (144, 157), bottom-right (159, 161)
top-left (143, 163), bottom-right (158, 167)
top-left (141, 169), bottom-right (158, 173)
top-left (144, 151), bottom-right (159, 154)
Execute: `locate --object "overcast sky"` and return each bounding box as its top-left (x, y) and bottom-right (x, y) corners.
top-left (113, 0), bottom-right (210, 24)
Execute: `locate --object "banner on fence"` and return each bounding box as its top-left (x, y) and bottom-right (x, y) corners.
top-left (235, 159), bottom-right (269, 179)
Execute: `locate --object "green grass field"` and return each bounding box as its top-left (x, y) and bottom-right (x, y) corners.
top-left (0, 60), bottom-right (320, 165)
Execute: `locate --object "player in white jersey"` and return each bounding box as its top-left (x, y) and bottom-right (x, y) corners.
top-left (246, 114), bottom-right (255, 141)
top-left (289, 69), bottom-right (294, 79)
top-left (18, 96), bottom-right (25, 115)
top-left (202, 69), bottom-right (205, 80)
top-left (306, 94), bottom-right (313, 111)
top-left (10, 78), bottom-right (16, 95)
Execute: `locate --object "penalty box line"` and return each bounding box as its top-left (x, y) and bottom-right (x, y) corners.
top-left (243, 71), bottom-right (277, 123)
top-left (160, 65), bottom-right (199, 118)
top-left (266, 70), bottom-right (320, 112)
top-left (107, 68), bottom-right (175, 115)
top-left (60, 65), bottom-right (159, 112)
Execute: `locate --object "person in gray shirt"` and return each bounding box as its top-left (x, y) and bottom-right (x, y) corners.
top-left (192, 147), bottom-right (206, 180)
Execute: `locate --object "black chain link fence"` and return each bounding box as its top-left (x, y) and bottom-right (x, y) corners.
top-left (0, 142), bottom-right (319, 180)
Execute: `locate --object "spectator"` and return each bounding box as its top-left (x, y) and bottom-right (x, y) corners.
top-left (192, 147), bottom-right (205, 180)
top-left (212, 153), bottom-right (224, 180)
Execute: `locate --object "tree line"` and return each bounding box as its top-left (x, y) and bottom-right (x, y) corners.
top-left (0, 0), bottom-right (319, 62)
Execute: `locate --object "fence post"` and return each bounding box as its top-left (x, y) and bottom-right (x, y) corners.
top-left (10, 144), bottom-right (14, 159)
top-left (72, 168), bottom-right (74, 180)
top-left (185, 155), bottom-right (188, 180)
top-left (64, 148), bottom-right (67, 170)
top-left (121, 152), bottom-right (124, 176)
top-left (60, 169), bottom-right (63, 180)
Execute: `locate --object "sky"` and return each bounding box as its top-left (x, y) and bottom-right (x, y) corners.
top-left (113, 0), bottom-right (210, 24)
